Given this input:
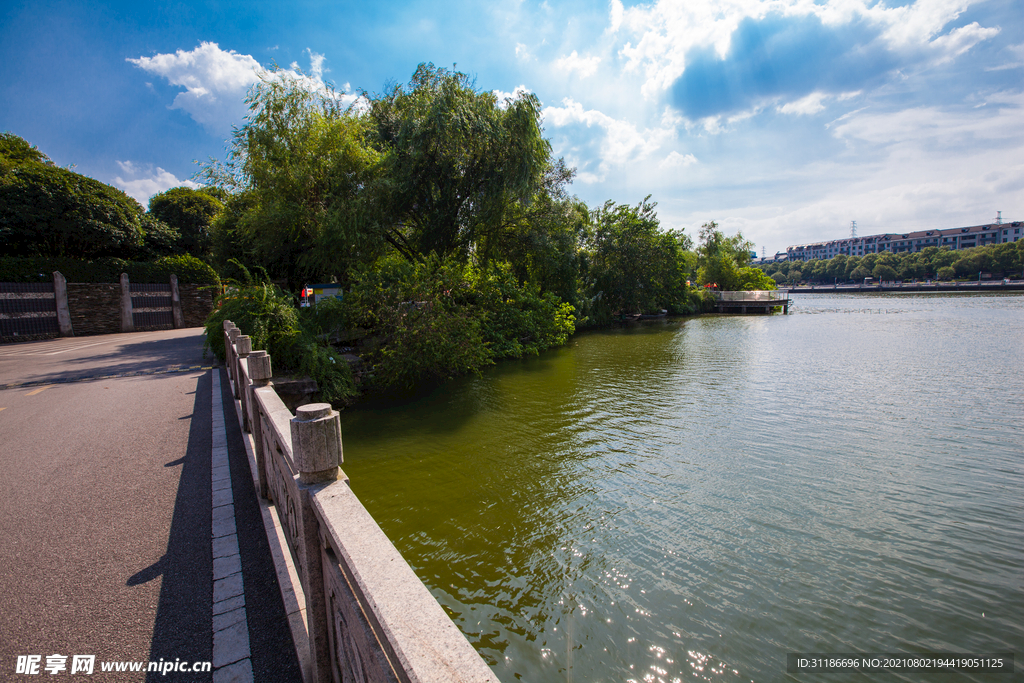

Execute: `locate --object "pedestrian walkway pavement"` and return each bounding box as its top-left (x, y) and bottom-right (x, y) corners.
top-left (0, 330), bottom-right (303, 682)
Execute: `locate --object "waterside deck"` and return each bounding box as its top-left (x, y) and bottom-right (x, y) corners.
top-left (713, 290), bottom-right (792, 314)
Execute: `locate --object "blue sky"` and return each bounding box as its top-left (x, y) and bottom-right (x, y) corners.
top-left (2, 0), bottom-right (1021, 256)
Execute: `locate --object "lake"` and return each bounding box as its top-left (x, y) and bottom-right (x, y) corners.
top-left (340, 292), bottom-right (1024, 682)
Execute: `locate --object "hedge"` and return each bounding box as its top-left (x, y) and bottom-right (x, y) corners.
top-left (0, 254), bottom-right (220, 285)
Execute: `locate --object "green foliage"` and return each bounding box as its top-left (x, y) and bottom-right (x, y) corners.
top-left (370, 63), bottom-right (551, 259)
top-left (757, 240), bottom-right (1024, 283)
top-left (586, 197), bottom-right (691, 322)
top-left (696, 221), bottom-right (755, 291)
top-left (137, 214), bottom-right (183, 259)
top-left (0, 161), bottom-right (145, 259)
top-left (734, 266), bottom-right (777, 291)
top-left (936, 266), bottom-right (955, 281)
top-left (1, 132), bottom-right (50, 168)
top-left (466, 261), bottom-right (576, 358)
top-left (204, 284), bottom-right (355, 405)
top-left (343, 255), bottom-right (491, 389)
top-left (0, 254), bottom-right (219, 284)
top-left (204, 71), bottom-right (383, 286)
top-left (148, 186), bottom-right (223, 257)
top-left (872, 264), bottom-right (897, 282)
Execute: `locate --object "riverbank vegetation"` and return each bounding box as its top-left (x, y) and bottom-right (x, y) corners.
top-left (191, 64), bottom-right (765, 395)
top-left (758, 241), bottom-right (1024, 285)
top-left (3, 64), bottom-right (772, 399)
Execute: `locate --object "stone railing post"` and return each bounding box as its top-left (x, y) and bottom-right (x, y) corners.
top-left (222, 321), bottom-right (238, 385)
top-left (226, 327), bottom-right (242, 397)
top-left (170, 274), bottom-right (184, 329)
top-left (247, 350), bottom-right (273, 499)
top-left (120, 273), bottom-right (134, 333)
top-left (291, 404), bottom-right (343, 683)
top-left (53, 271), bottom-right (73, 337)
top-left (235, 335), bottom-right (252, 428)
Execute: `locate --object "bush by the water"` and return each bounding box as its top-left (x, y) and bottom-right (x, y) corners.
top-left (342, 255), bottom-right (577, 391)
top-left (204, 284), bottom-right (356, 406)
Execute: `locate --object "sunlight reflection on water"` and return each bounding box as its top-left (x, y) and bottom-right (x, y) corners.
top-left (342, 293), bottom-right (1024, 682)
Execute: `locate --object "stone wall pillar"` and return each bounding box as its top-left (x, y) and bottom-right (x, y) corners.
top-left (119, 273), bottom-right (134, 333)
top-left (291, 404), bottom-right (343, 683)
top-left (170, 274), bottom-right (184, 329)
top-left (53, 271), bottom-right (73, 337)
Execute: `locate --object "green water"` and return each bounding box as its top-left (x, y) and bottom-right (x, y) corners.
top-left (340, 293), bottom-right (1024, 682)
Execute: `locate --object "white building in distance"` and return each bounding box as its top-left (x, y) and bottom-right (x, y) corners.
top-left (755, 220), bottom-right (1022, 264)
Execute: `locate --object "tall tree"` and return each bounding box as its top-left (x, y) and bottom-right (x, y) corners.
top-left (204, 70), bottom-right (383, 285)
top-left (368, 63), bottom-right (551, 259)
top-left (586, 197), bottom-right (688, 319)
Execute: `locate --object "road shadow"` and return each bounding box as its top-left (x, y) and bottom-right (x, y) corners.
top-left (217, 368), bottom-right (302, 682)
top-left (142, 369), bottom-right (213, 682)
top-left (2, 331), bottom-right (212, 388)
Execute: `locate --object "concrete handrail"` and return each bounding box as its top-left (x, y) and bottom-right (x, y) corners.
top-left (221, 321), bottom-right (498, 683)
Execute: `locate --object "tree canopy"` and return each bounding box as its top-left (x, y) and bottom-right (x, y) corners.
top-left (148, 186), bottom-right (224, 257)
top-left (0, 156), bottom-right (145, 259)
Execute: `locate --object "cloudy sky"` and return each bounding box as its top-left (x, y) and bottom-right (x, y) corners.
top-left (1, 0), bottom-right (1020, 255)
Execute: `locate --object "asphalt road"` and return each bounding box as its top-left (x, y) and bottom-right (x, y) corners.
top-left (0, 329), bottom-right (300, 682)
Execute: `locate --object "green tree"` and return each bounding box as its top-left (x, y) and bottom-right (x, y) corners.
top-left (203, 70), bottom-right (384, 286)
top-left (735, 266), bottom-right (777, 290)
top-left (586, 197), bottom-right (688, 320)
top-left (368, 63), bottom-right (551, 259)
top-left (344, 254), bottom-right (492, 389)
top-left (148, 186), bottom-right (224, 258)
top-left (695, 221), bottom-right (753, 290)
top-left (137, 213), bottom-right (182, 259)
top-left (825, 254), bottom-right (847, 282)
top-left (0, 132), bottom-right (51, 169)
top-left (872, 264), bottom-right (897, 282)
top-left (0, 161), bottom-right (144, 258)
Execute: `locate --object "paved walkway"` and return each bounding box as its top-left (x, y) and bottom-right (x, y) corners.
top-left (0, 330), bottom-right (302, 682)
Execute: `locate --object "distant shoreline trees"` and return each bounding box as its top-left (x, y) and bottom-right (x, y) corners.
top-left (757, 243), bottom-right (1024, 284)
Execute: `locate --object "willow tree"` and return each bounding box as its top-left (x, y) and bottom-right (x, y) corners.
top-left (202, 70), bottom-right (384, 285)
top-left (368, 63), bottom-right (551, 260)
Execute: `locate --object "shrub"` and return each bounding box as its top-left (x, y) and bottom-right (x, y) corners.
top-left (0, 255), bottom-right (219, 285)
top-left (204, 284), bottom-right (355, 406)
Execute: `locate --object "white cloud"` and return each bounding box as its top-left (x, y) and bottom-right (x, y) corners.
top-left (778, 92), bottom-right (828, 116)
top-left (128, 42), bottom-right (261, 133)
top-left (113, 161), bottom-right (199, 206)
top-left (659, 151), bottom-right (698, 169)
top-left (928, 22), bottom-right (1000, 64)
top-left (540, 98), bottom-right (675, 184)
top-left (543, 98), bottom-right (674, 172)
top-left (609, 0), bottom-right (624, 33)
top-left (611, 0), bottom-right (998, 100)
top-left (493, 85), bottom-right (532, 108)
top-left (554, 50), bottom-right (602, 78)
top-left (128, 42), bottom-right (356, 133)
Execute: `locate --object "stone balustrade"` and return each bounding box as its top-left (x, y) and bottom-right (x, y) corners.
top-left (222, 320), bottom-right (498, 683)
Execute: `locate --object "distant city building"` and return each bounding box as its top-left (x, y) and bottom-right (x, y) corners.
top-left (772, 221), bottom-right (1022, 263)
